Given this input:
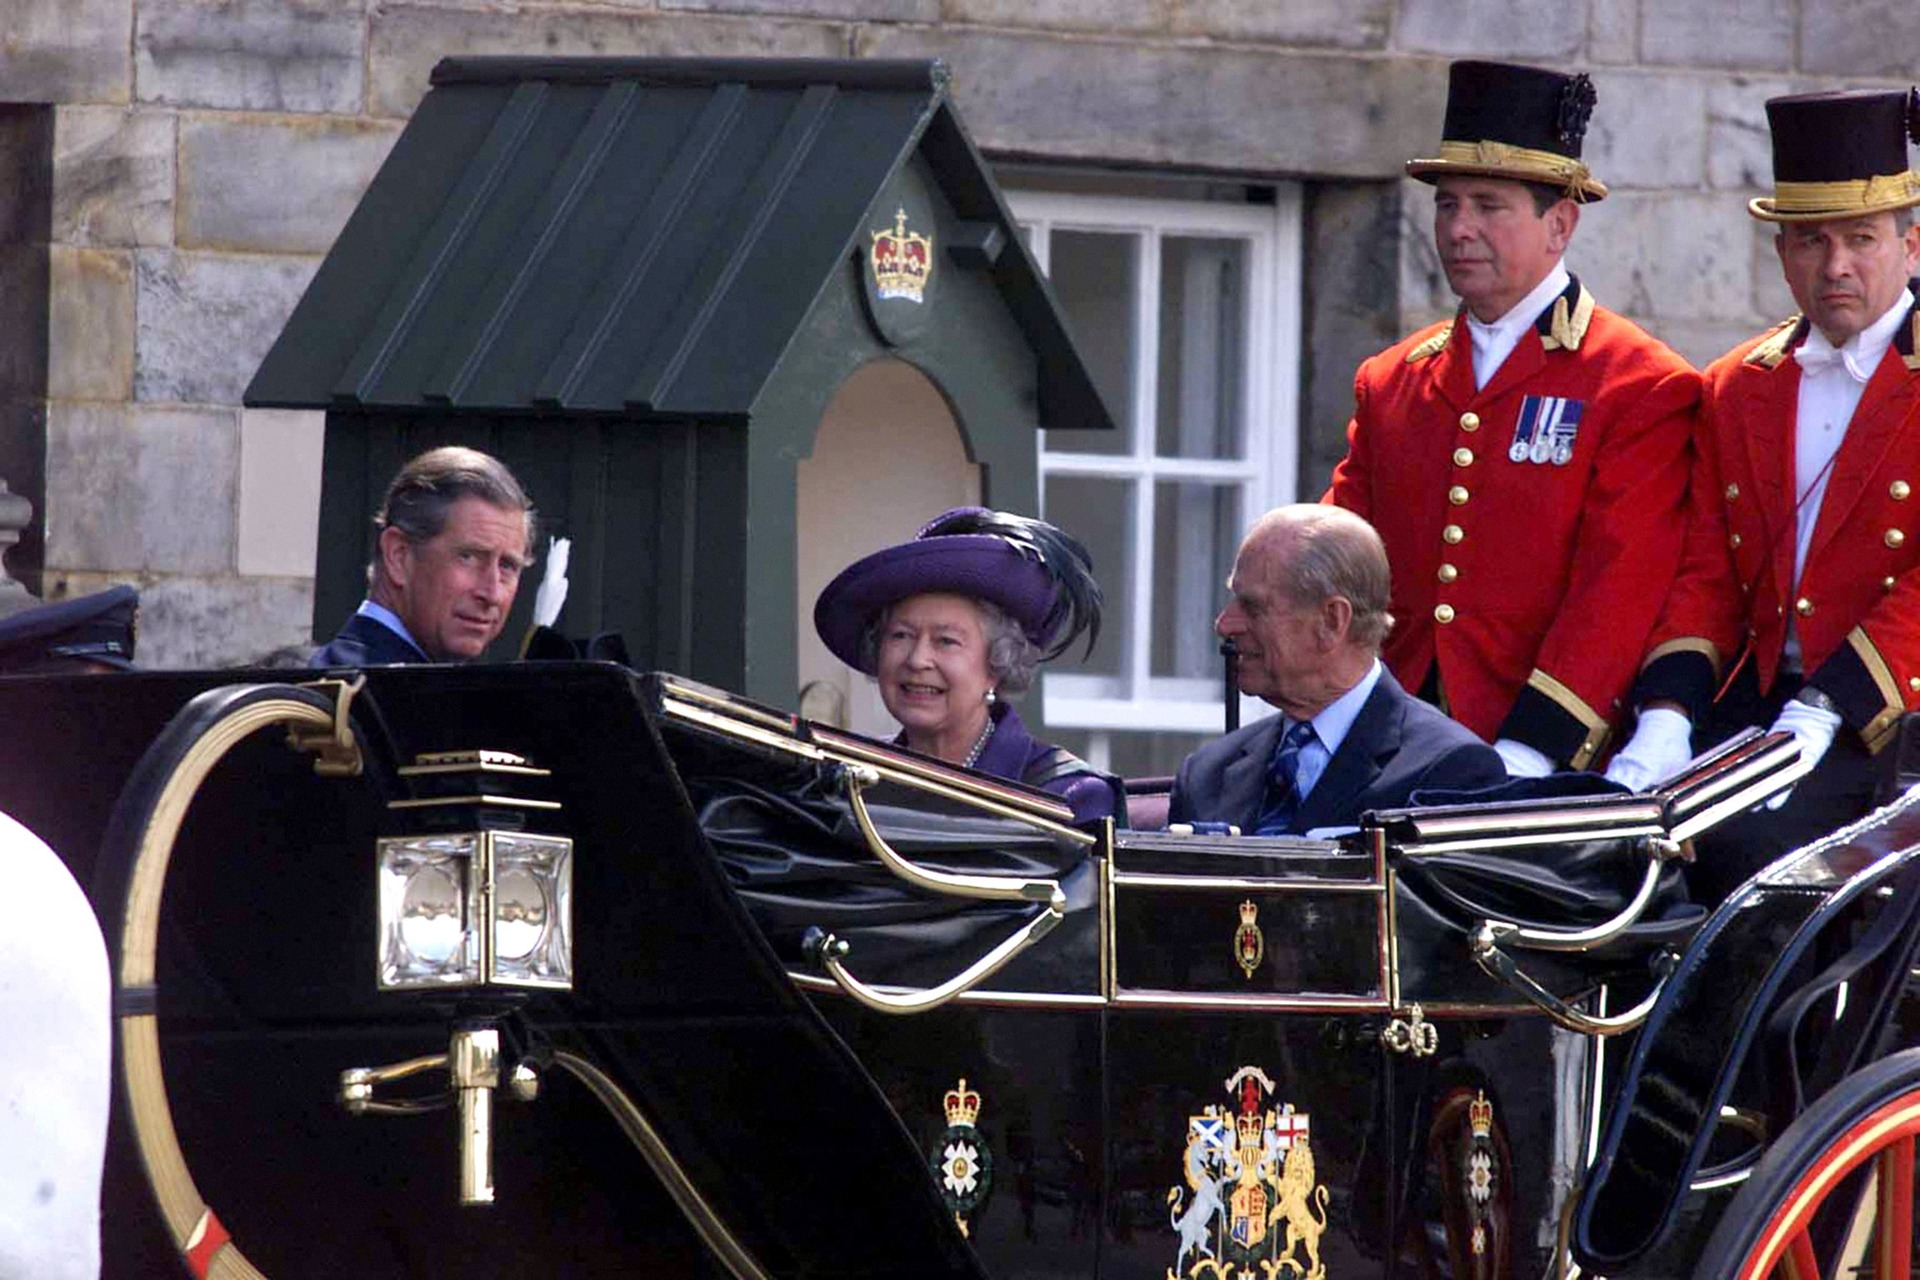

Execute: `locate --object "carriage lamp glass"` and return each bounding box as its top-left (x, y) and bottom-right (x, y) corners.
top-left (376, 750), bottom-right (573, 992)
top-left (377, 831), bottom-right (573, 990)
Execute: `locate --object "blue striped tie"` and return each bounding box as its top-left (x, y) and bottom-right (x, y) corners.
top-left (1253, 720), bottom-right (1318, 836)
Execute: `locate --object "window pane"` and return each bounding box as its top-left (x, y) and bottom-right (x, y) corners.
top-left (1150, 481), bottom-right (1241, 678)
top-left (1042, 229), bottom-right (1137, 454)
top-left (1156, 236), bottom-right (1247, 459)
top-left (1042, 474), bottom-right (1132, 678)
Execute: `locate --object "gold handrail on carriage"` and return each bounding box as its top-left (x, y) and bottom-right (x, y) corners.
top-left (1480, 836), bottom-right (1686, 953)
top-left (1470, 935), bottom-right (1678, 1036)
top-left (841, 763), bottom-right (1068, 910)
top-left (804, 911), bottom-right (1065, 1015)
top-left (800, 763), bottom-right (1071, 1013)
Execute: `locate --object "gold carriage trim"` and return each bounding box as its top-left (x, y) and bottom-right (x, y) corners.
top-left (1408, 140), bottom-right (1608, 201)
top-left (1527, 668), bottom-right (1611, 771)
top-left (1405, 321), bottom-right (1454, 363)
top-left (1641, 636), bottom-right (1723, 678)
top-left (1745, 316), bottom-right (1804, 368)
top-left (1751, 170), bottom-right (1920, 222)
top-left (1847, 628), bottom-right (1906, 754)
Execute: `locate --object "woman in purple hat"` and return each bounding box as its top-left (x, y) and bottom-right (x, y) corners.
top-left (813, 508), bottom-right (1125, 826)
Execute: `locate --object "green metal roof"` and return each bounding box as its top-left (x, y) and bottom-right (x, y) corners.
top-left (245, 56), bottom-right (1111, 430)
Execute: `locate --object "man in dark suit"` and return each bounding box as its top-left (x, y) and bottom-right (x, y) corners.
top-left (311, 446), bottom-right (535, 667)
top-left (1169, 505), bottom-right (1505, 835)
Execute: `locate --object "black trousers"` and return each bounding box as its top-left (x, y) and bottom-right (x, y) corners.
top-left (1688, 663), bottom-right (1883, 903)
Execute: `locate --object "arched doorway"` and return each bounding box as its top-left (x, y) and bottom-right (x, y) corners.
top-left (795, 358), bottom-right (980, 736)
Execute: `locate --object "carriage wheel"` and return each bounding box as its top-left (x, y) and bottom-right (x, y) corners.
top-left (1691, 1048), bottom-right (1920, 1280)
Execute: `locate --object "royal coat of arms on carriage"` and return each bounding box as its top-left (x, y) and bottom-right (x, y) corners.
top-left (1166, 1066), bottom-right (1330, 1279)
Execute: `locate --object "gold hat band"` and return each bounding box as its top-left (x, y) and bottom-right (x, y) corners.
top-left (1770, 171), bottom-right (1920, 213)
top-left (1749, 169), bottom-right (1920, 222)
top-left (1407, 140), bottom-right (1605, 201)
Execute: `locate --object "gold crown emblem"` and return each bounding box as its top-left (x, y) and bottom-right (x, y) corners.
top-left (1469, 1090), bottom-right (1493, 1139)
top-left (945, 1078), bottom-right (981, 1127)
top-left (1239, 900), bottom-right (1258, 926)
top-left (1235, 1108), bottom-right (1266, 1146)
top-left (870, 208), bottom-right (933, 303)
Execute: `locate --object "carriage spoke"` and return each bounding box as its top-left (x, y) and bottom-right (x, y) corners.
top-left (1874, 1135), bottom-right (1913, 1280)
top-left (1778, 1227), bottom-right (1820, 1280)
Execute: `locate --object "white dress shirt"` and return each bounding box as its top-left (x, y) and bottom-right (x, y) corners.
top-left (1466, 262), bottom-right (1571, 390)
top-left (1783, 288), bottom-right (1913, 670)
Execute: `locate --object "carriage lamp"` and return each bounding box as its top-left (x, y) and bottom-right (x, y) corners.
top-left (377, 751), bottom-right (573, 991)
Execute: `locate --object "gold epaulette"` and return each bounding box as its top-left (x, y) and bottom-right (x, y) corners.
top-left (1540, 285), bottom-right (1595, 352)
top-left (1404, 322), bottom-right (1453, 363)
top-left (1744, 315), bottom-right (1803, 368)
top-left (1905, 311), bottom-right (1920, 371)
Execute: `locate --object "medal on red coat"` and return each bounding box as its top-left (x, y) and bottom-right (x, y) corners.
top-left (1510, 395), bottom-right (1585, 466)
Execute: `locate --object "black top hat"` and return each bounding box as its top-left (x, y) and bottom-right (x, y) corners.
top-left (1750, 89), bottom-right (1920, 222)
top-left (0, 585), bottom-right (138, 673)
top-left (1406, 60), bottom-right (1607, 202)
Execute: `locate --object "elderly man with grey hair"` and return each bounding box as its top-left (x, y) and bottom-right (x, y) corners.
top-left (1169, 504), bottom-right (1505, 836)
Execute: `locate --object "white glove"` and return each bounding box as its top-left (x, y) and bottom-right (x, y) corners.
top-left (532, 536), bottom-right (572, 628)
top-left (1762, 695), bottom-right (1842, 810)
top-left (1494, 737), bottom-right (1555, 778)
top-left (1603, 706), bottom-right (1694, 792)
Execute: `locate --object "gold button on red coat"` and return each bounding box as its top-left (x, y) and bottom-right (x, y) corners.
top-left (1888, 529), bottom-right (1906, 548)
top-left (1435, 603), bottom-right (1456, 623)
top-left (1725, 483), bottom-right (1740, 502)
top-left (1437, 563), bottom-right (1459, 583)
top-left (1453, 447), bottom-right (1474, 467)
top-left (1796, 597), bottom-right (1815, 617)
top-left (1730, 533), bottom-right (1742, 549)
top-left (1459, 412), bottom-right (1480, 432)
top-left (1448, 485), bottom-right (1470, 506)
top-left (1443, 524), bottom-right (1464, 544)
top-left (1909, 675), bottom-right (1920, 692)
top-left (1894, 480), bottom-right (1912, 500)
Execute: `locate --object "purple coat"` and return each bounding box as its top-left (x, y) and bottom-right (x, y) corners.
top-left (969, 704), bottom-right (1125, 827)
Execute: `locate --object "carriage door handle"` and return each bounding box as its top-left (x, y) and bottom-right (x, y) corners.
top-left (340, 1022), bottom-right (540, 1205)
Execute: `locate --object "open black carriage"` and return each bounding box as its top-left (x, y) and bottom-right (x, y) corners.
top-left (4, 661), bottom-right (1918, 1278)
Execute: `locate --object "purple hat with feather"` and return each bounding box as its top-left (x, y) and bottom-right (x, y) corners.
top-left (813, 507), bottom-right (1103, 675)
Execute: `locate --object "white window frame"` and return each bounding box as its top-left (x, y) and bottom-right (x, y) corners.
top-left (1009, 188), bottom-right (1303, 736)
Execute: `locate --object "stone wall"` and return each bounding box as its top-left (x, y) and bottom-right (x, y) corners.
top-left (0, 0), bottom-right (1901, 663)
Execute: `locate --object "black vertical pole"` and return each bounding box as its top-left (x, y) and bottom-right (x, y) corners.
top-left (1221, 638), bottom-right (1239, 733)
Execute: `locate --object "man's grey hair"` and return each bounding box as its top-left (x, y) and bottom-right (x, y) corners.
top-left (858, 596), bottom-right (1043, 694)
top-left (1255, 504), bottom-right (1396, 652)
top-left (369, 446), bottom-right (535, 577)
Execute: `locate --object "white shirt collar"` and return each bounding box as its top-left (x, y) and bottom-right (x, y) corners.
top-left (1795, 288), bottom-right (1913, 383)
top-left (1465, 262), bottom-right (1571, 389)
top-left (355, 598), bottom-right (425, 654)
top-left (1302, 657), bottom-right (1383, 760)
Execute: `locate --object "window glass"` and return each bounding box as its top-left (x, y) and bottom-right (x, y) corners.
top-left (1156, 237), bottom-right (1247, 460)
top-left (1044, 229), bottom-right (1138, 454)
top-left (1041, 474), bottom-right (1132, 679)
top-left (1151, 481), bottom-right (1240, 679)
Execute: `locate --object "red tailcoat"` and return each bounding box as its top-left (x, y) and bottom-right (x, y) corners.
top-left (1326, 279), bottom-right (1698, 769)
top-left (1637, 309), bottom-right (1920, 753)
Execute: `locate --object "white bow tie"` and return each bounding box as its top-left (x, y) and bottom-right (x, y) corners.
top-left (1795, 341), bottom-right (1871, 383)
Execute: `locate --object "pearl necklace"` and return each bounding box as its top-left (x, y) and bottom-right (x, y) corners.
top-left (962, 718), bottom-right (996, 769)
